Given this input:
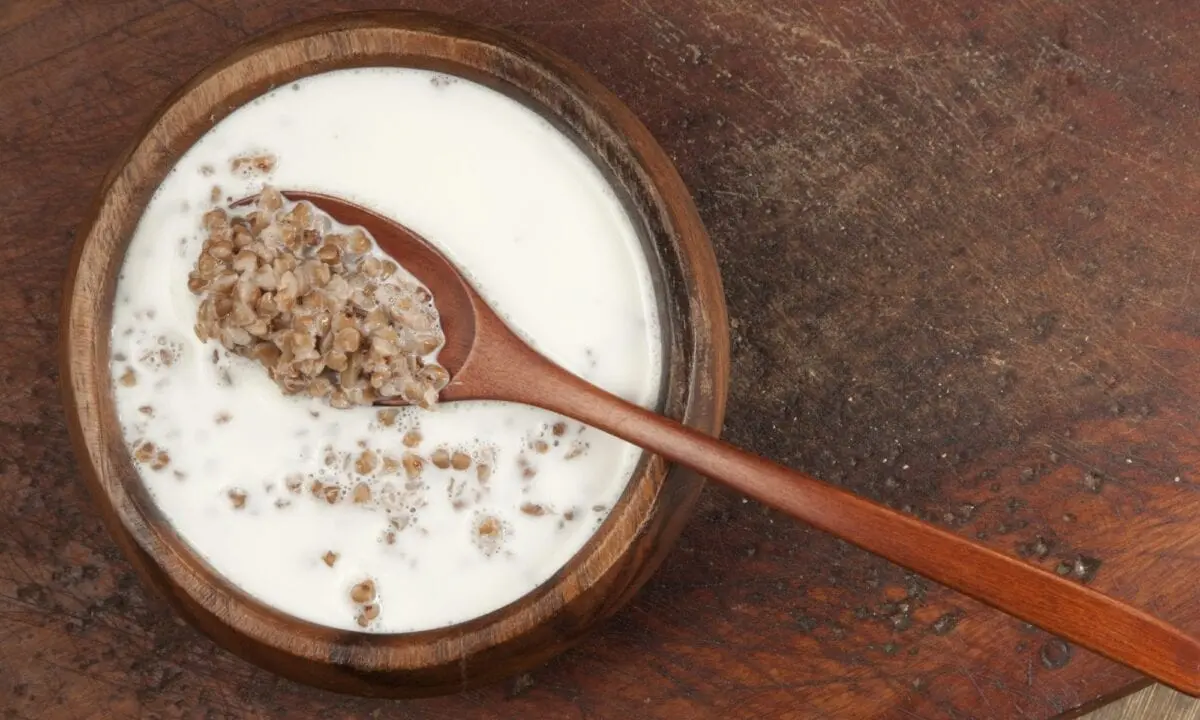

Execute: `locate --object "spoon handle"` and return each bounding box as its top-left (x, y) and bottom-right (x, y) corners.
top-left (523, 365), bottom-right (1200, 696)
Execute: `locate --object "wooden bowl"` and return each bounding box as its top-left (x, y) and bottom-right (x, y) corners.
top-left (60, 10), bottom-right (728, 697)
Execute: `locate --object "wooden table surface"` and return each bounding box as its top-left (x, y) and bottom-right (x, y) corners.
top-left (4, 1), bottom-right (1200, 718)
top-left (1082, 686), bottom-right (1200, 720)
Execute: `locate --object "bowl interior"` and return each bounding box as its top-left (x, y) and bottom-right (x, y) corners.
top-left (61, 10), bottom-right (728, 696)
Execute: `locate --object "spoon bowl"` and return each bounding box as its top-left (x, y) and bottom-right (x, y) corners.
top-left (279, 191), bottom-right (601, 407)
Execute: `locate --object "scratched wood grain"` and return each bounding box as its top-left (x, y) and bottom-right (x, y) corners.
top-left (4, 0), bottom-right (1200, 718)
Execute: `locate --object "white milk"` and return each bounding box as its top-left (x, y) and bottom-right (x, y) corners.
top-left (109, 68), bottom-right (663, 632)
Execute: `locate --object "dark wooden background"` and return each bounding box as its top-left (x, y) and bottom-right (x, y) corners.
top-left (4, 1), bottom-right (1200, 718)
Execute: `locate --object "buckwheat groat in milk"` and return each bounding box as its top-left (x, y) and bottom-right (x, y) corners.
top-left (109, 68), bottom-right (663, 632)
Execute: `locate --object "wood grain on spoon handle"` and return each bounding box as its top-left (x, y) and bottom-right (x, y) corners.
top-left (518, 357), bottom-right (1200, 696)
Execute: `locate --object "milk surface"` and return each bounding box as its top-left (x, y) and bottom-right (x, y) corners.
top-left (109, 68), bottom-right (662, 632)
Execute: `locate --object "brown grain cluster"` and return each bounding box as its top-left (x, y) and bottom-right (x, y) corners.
top-left (187, 186), bottom-right (449, 408)
top-left (350, 578), bottom-right (380, 627)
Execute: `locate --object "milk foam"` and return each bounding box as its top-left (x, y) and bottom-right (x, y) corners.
top-left (110, 68), bottom-right (662, 632)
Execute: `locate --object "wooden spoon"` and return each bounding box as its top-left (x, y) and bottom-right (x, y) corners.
top-left (287, 190), bottom-right (1200, 696)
